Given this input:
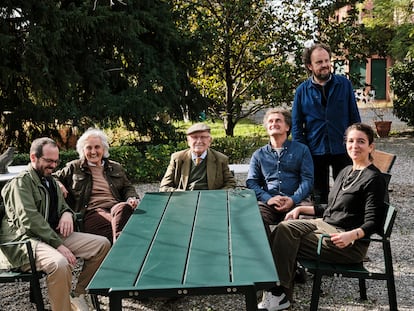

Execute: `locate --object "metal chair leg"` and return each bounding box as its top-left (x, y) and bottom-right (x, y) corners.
top-left (30, 277), bottom-right (45, 311)
top-left (358, 278), bottom-right (367, 300)
top-left (310, 272), bottom-right (322, 311)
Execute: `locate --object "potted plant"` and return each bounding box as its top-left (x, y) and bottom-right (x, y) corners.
top-left (354, 88), bottom-right (392, 137)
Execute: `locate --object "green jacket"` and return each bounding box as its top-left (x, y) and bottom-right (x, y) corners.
top-left (0, 164), bottom-right (73, 269)
top-left (53, 159), bottom-right (138, 214)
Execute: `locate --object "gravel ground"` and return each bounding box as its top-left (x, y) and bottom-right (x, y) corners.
top-left (1, 134), bottom-right (413, 311)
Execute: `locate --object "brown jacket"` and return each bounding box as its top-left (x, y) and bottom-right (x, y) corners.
top-left (53, 159), bottom-right (138, 214)
top-left (159, 148), bottom-right (235, 191)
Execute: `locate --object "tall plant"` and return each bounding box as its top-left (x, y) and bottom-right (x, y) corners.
top-left (389, 61), bottom-right (414, 126)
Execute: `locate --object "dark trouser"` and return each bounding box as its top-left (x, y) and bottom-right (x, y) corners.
top-left (312, 153), bottom-right (351, 204)
top-left (270, 219), bottom-right (368, 289)
top-left (84, 202), bottom-right (134, 244)
top-left (259, 198), bottom-right (312, 240)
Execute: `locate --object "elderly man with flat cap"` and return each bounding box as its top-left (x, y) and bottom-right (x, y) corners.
top-left (160, 123), bottom-right (236, 191)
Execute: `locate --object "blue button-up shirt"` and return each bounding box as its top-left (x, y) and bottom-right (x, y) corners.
top-left (292, 74), bottom-right (361, 155)
top-left (246, 140), bottom-right (314, 205)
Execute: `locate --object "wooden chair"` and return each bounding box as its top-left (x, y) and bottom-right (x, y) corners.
top-left (372, 149), bottom-right (396, 201)
top-left (0, 240), bottom-right (45, 311)
top-left (372, 149), bottom-right (397, 174)
top-left (299, 204), bottom-right (398, 311)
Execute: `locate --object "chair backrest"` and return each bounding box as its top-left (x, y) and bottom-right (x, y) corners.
top-left (382, 173), bottom-right (391, 204)
top-left (383, 204), bottom-right (397, 238)
top-left (372, 150), bottom-right (397, 174)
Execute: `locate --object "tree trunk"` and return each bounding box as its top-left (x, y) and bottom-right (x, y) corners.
top-left (223, 115), bottom-right (235, 136)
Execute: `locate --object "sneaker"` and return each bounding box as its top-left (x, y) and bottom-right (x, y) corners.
top-left (258, 290), bottom-right (290, 311)
top-left (70, 294), bottom-right (91, 311)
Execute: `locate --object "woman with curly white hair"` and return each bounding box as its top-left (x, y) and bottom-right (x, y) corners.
top-left (54, 128), bottom-right (139, 244)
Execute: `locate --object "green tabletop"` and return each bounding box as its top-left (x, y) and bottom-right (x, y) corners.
top-left (87, 189), bottom-right (279, 310)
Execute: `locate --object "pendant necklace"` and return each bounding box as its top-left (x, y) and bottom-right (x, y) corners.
top-left (341, 167), bottom-right (365, 191)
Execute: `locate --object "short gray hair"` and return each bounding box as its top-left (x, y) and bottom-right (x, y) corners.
top-left (76, 128), bottom-right (110, 160)
top-left (263, 108), bottom-right (292, 126)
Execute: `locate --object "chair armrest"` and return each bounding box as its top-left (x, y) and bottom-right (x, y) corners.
top-left (1, 240), bottom-right (31, 247)
top-left (316, 233), bottom-right (387, 258)
top-left (317, 234), bottom-right (331, 256)
top-left (359, 235), bottom-right (386, 243)
top-left (0, 240), bottom-right (37, 273)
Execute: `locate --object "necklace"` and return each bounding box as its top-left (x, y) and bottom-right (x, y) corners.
top-left (341, 167), bottom-right (365, 191)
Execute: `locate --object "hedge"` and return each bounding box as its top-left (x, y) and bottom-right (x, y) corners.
top-left (11, 135), bottom-right (266, 183)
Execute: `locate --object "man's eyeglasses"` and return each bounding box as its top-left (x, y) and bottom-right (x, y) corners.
top-left (40, 157), bottom-right (60, 165)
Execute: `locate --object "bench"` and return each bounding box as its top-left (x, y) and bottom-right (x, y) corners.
top-left (228, 164), bottom-right (249, 174)
top-left (0, 165), bottom-right (27, 183)
top-left (299, 204), bottom-right (398, 311)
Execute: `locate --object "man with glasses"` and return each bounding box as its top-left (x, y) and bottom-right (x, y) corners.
top-left (0, 137), bottom-right (110, 311)
top-left (160, 123), bottom-right (235, 191)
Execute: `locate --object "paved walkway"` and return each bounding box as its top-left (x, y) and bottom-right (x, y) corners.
top-left (359, 107), bottom-right (412, 132)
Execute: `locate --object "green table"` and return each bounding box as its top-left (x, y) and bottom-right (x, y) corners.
top-left (87, 189), bottom-right (279, 310)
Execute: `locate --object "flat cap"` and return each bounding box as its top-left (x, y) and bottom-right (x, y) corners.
top-left (186, 123), bottom-right (211, 135)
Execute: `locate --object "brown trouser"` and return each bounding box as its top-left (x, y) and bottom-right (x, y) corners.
top-left (34, 232), bottom-right (110, 311)
top-left (84, 202), bottom-right (134, 244)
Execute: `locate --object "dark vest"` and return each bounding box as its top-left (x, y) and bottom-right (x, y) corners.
top-left (188, 159), bottom-right (208, 190)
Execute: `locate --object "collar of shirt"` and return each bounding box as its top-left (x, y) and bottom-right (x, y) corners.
top-left (192, 151), bottom-right (207, 161)
top-left (87, 160), bottom-right (105, 167)
top-left (311, 73), bottom-right (332, 86)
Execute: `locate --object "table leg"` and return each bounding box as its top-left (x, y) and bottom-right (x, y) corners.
top-left (245, 286), bottom-right (258, 311)
top-left (108, 294), bottom-right (122, 311)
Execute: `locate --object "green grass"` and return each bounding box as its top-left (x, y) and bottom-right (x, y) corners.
top-left (175, 118), bottom-right (267, 138)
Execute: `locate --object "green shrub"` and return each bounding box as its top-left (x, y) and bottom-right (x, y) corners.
top-left (11, 150), bottom-right (79, 168)
top-left (212, 135), bottom-right (267, 163)
top-left (11, 146), bottom-right (143, 181)
top-left (58, 150), bottom-right (79, 166)
top-left (108, 146), bottom-right (143, 181)
top-left (11, 153), bottom-right (30, 165)
top-left (390, 60), bottom-right (414, 126)
top-left (10, 136), bottom-right (265, 183)
top-left (132, 144), bottom-right (176, 183)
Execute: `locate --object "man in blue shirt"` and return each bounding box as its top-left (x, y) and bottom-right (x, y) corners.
top-left (292, 43), bottom-right (361, 204)
top-left (247, 108), bottom-right (314, 238)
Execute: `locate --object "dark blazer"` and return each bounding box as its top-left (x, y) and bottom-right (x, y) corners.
top-left (159, 148), bottom-right (236, 191)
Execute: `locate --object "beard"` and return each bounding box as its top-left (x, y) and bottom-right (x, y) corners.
top-left (314, 71), bottom-right (331, 82)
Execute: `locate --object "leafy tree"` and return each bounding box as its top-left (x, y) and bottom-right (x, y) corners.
top-left (354, 0), bottom-right (414, 126)
top-left (313, 1), bottom-right (374, 66)
top-left (172, 0), bottom-right (311, 136)
top-left (0, 0), bottom-right (199, 151)
top-left (361, 0), bottom-right (414, 61)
